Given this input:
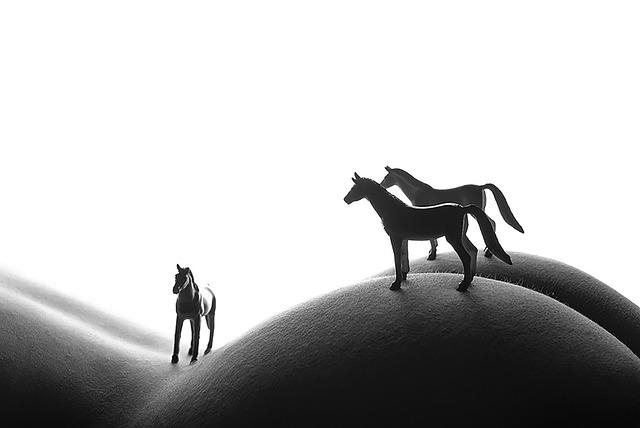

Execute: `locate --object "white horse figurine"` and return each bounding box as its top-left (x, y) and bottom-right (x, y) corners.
top-left (171, 264), bottom-right (216, 363)
top-left (344, 173), bottom-right (512, 291)
top-left (381, 166), bottom-right (524, 260)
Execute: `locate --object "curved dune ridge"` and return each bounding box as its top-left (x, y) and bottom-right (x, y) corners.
top-left (373, 251), bottom-right (640, 358)
top-left (1, 253), bottom-right (640, 426)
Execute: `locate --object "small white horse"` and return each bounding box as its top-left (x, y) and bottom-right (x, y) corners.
top-left (171, 264), bottom-right (216, 363)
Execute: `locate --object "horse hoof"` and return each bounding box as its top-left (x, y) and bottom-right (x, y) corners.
top-left (390, 282), bottom-right (401, 291)
top-left (171, 355), bottom-right (179, 364)
top-left (190, 357), bottom-right (198, 363)
top-left (484, 250), bottom-right (493, 258)
top-left (427, 253), bottom-right (436, 261)
top-left (457, 284), bottom-right (469, 292)
top-left (204, 348), bottom-right (212, 355)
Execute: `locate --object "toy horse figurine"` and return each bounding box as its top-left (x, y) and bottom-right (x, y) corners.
top-left (380, 166), bottom-right (524, 260)
top-left (344, 173), bottom-right (512, 291)
top-left (171, 264), bottom-right (216, 363)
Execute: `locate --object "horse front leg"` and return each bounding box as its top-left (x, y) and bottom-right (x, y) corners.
top-left (172, 316), bottom-right (185, 364)
top-left (190, 316), bottom-right (202, 363)
top-left (390, 235), bottom-right (404, 290)
top-left (187, 319), bottom-right (194, 356)
top-left (401, 239), bottom-right (410, 280)
top-left (428, 239), bottom-right (438, 260)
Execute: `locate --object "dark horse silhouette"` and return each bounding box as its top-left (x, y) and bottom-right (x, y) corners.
top-left (381, 166), bottom-right (523, 260)
top-left (172, 264), bottom-right (216, 363)
top-left (344, 173), bottom-right (512, 291)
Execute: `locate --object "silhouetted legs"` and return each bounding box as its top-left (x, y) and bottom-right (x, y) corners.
top-left (401, 239), bottom-right (410, 280)
top-left (172, 316), bottom-right (185, 364)
top-left (481, 199), bottom-right (496, 257)
top-left (390, 235), bottom-right (404, 290)
top-left (188, 320), bottom-right (194, 355)
top-left (428, 215), bottom-right (469, 261)
top-left (462, 232), bottom-right (478, 279)
top-left (190, 317), bottom-right (201, 362)
top-left (172, 313), bottom-right (215, 363)
top-left (205, 312), bottom-right (215, 355)
top-left (483, 215), bottom-right (497, 257)
top-left (446, 231), bottom-right (474, 292)
top-left (427, 239), bottom-right (438, 260)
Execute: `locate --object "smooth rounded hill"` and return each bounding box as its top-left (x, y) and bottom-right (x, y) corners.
top-left (373, 251), bottom-right (640, 358)
top-left (3, 253), bottom-right (640, 427)
top-left (0, 272), bottom-right (172, 427)
top-left (133, 273), bottom-right (640, 427)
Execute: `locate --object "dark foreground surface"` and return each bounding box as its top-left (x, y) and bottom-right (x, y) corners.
top-left (2, 252), bottom-right (640, 427)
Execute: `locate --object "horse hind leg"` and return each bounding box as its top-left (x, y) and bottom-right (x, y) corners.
top-left (480, 208), bottom-right (497, 258)
top-left (446, 231), bottom-right (474, 292)
top-left (427, 239), bottom-right (438, 260)
top-left (484, 217), bottom-right (497, 258)
top-left (462, 232), bottom-right (478, 279)
top-left (205, 312), bottom-right (215, 355)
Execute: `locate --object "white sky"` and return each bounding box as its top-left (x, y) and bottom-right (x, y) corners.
top-left (1, 2), bottom-right (639, 347)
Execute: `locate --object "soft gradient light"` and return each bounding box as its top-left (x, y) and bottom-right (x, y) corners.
top-left (1, 1), bottom-right (639, 347)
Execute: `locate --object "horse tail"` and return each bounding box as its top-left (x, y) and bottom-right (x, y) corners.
top-left (463, 205), bottom-right (513, 265)
top-left (481, 183), bottom-right (524, 233)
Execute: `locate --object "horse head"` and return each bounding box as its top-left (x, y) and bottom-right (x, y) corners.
top-left (344, 172), bottom-right (372, 204)
top-left (380, 166), bottom-right (398, 189)
top-left (174, 264), bottom-right (191, 294)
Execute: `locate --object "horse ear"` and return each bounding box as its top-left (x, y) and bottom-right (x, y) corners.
top-left (177, 264), bottom-right (182, 271)
top-left (385, 166), bottom-right (391, 172)
top-left (352, 178), bottom-right (357, 183)
top-left (354, 172), bottom-right (361, 179)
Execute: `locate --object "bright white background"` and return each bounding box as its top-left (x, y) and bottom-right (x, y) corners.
top-left (1, 2), bottom-right (639, 348)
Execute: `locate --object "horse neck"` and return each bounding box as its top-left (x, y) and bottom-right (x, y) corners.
top-left (393, 171), bottom-right (431, 203)
top-left (364, 184), bottom-right (404, 221)
top-left (178, 282), bottom-right (198, 309)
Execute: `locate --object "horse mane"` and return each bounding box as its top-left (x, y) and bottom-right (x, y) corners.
top-left (188, 270), bottom-right (200, 292)
top-left (359, 177), bottom-right (408, 207)
top-left (390, 168), bottom-right (431, 189)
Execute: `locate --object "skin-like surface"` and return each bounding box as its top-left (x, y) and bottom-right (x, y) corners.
top-left (0, 273), bottom-right (171, 427)
top-left (134, 273), bottom-right (640, 427)
top-left (373, 251), bottom-right (640, 358)
top-left (2, 253), bottom-right (640, 427)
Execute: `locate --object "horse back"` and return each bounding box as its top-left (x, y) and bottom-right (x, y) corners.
top-left (415, 185), bottom-right (483, 207)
